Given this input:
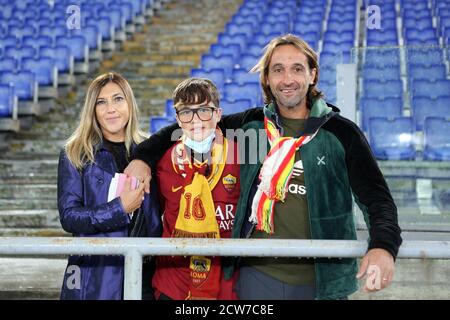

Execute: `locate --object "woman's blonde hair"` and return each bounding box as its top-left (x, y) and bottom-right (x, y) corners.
top-left (250, 34), bottom-right (323, 105)
top-left (65, 72), bottom-right (148, 170)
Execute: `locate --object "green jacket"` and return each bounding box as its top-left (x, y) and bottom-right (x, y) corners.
top-left (225, 99), bottom-right (402, 300)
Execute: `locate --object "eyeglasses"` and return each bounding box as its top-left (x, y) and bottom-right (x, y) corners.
top-left (176, 106), bottom-right (217, 123)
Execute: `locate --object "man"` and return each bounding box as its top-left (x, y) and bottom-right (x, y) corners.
top-left (125, 34), bottom-right (402, 300)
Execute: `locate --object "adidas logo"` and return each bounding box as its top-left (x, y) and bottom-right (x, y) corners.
top-left (292, 160), bottom-right (304, 177)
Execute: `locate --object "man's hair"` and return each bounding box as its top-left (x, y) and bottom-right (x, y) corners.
top-left (172, 77), bottom-right (220, 109)
top-left (251, 34), bottom-right (323, 105)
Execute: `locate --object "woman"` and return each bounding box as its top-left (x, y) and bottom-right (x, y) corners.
top-left (57, 72), bottom-right (162, 300)
top-left (151, 78), bottom-right (240, 300)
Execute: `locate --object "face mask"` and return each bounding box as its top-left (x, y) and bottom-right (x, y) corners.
top-left (184, 131), bottom-right (215, 154)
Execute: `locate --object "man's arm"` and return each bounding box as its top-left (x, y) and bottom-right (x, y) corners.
top-left (341, 117), bottom-right (402, 292)
top-left (130, 107), bottom-right (264, 171)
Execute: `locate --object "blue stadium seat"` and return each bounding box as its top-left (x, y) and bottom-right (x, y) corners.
top-left (238, 54), bottom-right (259, 72)
top-left (292, 31), bottom-right (320, 48)
top-left (403, 17), bottom-right (433, 30)
top-left (231, 14), bottom-right (261, 30)
top-left (220, 98), bottom-right (253, 115)
top-left (326, 20), bottom-right (355, 33)
top-left (40, 45), bottom-right (72, 74)
top-left (56, 35), bottom-right (87, 62)
top-left (411, 79), bottom-right (450, 99)
top-left (21, 57), bottom-right (55, 86)
top-left (367, 29), bottom-right (398, 43)
top-left (22, 35), bottom-right (53, 53)
top-left (225, 22), bottom-right (253, 39)
top-left (295, 12), bottom-right (323, 24)
top-left (362, 66), bottom-right (401, 82)
top-left (40, 26), bottom-right (67, 43)
top-left (320, 52), bottom-right (343, 67)
top-left (149, 116), bottom-right (175, 134)
top-left (259, 22), bottom-right (289, 36)
top-left (360, 97), bottom-right (403, 131)
top-left (210, 43), bottom-right (241, 61)
top-left (237, 7), bottom-right (264, 22)
top-left (408, 64), bottom-right (446, 82)
top-left (245, 43), bottom-right (264, 57)
top-left (363, 80), bottom-right (403, 99)
top-left (1, 36), bottom-right (19, 50)
top-left (33, 19), bottom-right (52, 33)
top-left (0, 71), bottom-right (35, 100)
top-left (164, 99), bottom-right (176, 119)
top-left (405, 29), bottom-right (439, 45)
top-left (423, 117), bottom-right (450, 161)
top-left (70, 25), bottom-right (101, 50)
top-left (99, 9), bottom-right (123, 32)
top-left (223, 82), bottom-right (261, 107)
top-left (266, 13), bottom-right (292, 25)
top-left (321, 41), bottom-right (353, 56)
top-left (412, 96), bottom-right (450, 130)
top-left (364, 49), bottom-right (400, 67)
top-left (368, 117), bottom-right (416, 160)
top-left (4, 46), bottom-right (36, 65)
top-left (200, 54), bottom-right (235, 79)
top-left (324, 31), bottom-right (354, 43)
top-left (111, 1), bottom-right (133, 24)
top-left (407, 47), bottom-right (444, 67)
top-left (8, 25), bottom-right (36, 40)
top-left (320, 66), bottom-right (336, 85)
top-left (217, 33), bottom-right (247, 51)
top-left (232, 68), bottom-right (259, 85)
top-left (0, 83), bottom-right (14, 117)
top-left (190, 68), bottom-right (227, 93)
top-left (318, 82), bottom-right (336, 104)
top-left (0, 57), bottom-right (17, 73)
top-left (90, 17), bottom-right (114, 41)
top-left (328, 12), bottom-right (356, 23)
top-left (252, 32), bottom-right (281, 47)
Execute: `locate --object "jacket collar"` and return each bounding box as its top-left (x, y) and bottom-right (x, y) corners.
top-left (263, 97), bottom-right (339, 136)
top-left (93, 140), bottom-right (136, 175)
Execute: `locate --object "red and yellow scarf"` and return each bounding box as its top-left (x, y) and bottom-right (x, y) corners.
top-left (171, 128), bottom-right (227, 299)
top-left (250, 117), bottom-right (318, 234)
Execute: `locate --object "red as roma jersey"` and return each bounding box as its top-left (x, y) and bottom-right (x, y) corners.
top-left (152, 139), bottom-right (240, 300)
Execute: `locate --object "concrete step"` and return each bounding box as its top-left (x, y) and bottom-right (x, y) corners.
top-left (0, 199), bottom-right (57, 210)
top-left (0, 257), bottom-right (66, 300)
top-left (0, 174), bottom-right (57, 184)
top-left (0, 184), bottom-right (56, 200)
top-left (0, 159), bottom-right (58, 173)
top-left (0, 227), bottom-right (67, 237)
top-left (0, 210), bottom-right (59, 228)
top-left (5, 140), bottom-right (65, 156)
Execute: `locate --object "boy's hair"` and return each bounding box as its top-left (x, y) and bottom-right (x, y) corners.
top-left (172, 77), bottom-right (220, 109)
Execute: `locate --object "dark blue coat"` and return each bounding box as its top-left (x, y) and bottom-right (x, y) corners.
top-left (57, 143), bottom-right (162, 300)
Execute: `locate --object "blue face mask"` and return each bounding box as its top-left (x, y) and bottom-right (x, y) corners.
top-left (184, 131), bottom-right (215, 154)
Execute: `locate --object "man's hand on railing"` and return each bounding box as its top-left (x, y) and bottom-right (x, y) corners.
top-left (124, 160), bottom-right (152, 193)
top-left (356, 248), bottom-right (395, 293)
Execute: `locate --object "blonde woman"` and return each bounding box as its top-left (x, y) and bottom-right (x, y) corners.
top-left (57, 72), bottom-right (162, 300)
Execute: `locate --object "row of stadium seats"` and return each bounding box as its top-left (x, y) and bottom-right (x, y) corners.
top-left (146, 0), bottom-right (450, 161)
top-left (369, 116), bottom-right (450, 161)
top-left (0, 0), bottom-right (156, 131)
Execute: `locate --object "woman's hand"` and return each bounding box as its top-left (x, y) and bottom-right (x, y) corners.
top-left (119, 177), bottom-right (146, 213)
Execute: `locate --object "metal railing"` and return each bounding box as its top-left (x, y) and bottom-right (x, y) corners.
top-left (0, 237), bottom-right (449, 300)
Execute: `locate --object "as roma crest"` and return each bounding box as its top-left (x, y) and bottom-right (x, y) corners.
top-left (190, 256), bottom-right (211, 287)
top-left (222, 174), bottom-right (237, 192)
